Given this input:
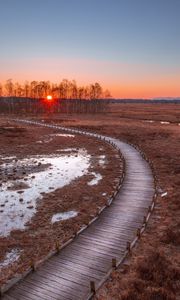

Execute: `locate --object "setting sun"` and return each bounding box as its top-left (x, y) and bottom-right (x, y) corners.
top-left (46, 95), bottom-right (53, 101)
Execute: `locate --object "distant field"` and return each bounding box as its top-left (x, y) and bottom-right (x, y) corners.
top-left (108, 102), bottom-right (180, 123)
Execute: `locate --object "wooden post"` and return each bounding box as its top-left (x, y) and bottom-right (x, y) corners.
top-left (143, 216), bottom-right (147, 225)
top-left (106, 200), bottom-right (110, 207)
top-left (31, 261), bottom-right (36, 271)
top-left (90, 281), bottom-right (96, 294)
top-left (126, 241), bottom-right (131, 252)
top-left (112, 258), bottom-right (117, 269)
top-left (56, 241), bottom-right (60, 253)
top-left (137, 228), bottom-right (141, 238)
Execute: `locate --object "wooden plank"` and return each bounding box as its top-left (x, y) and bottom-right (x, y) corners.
top-left (90, 219), bottom-right (140, 230)
top-left (2, 296), bottom-right (18, 300)
top-left (22, 279), bottom-right (80, 300)
top-left (40, 263), bottom-right (101, 282)
top-left (97, 216), bottom-right (143, 225)
top-left (26, 276), bottom-right (86, 300)
top-left (26, 276), bottom-right (84, 298)
top-left (70, 241), bottom-right (123, 258)
top-left (80, 233), bottom-right (128, 246)
top-left (50, 257), bottom-right (106, 277)
top-left (36, 268), bottom-right (89, 287)
top-left (14, 284), bottom-right (60, 300)
top-left (56, 253), bottom-right (109, 272)
top-left (77, 236), bottom-right (125, 253)
top-left (60, 247), bottom-right (110, 264)
top-left (8, 288), bottom-right (38, 300)
top-left (81, 231), bottom-right (134, 244)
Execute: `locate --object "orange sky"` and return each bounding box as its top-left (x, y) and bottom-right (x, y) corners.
top-left (0, 58), bottom-right (180, 98)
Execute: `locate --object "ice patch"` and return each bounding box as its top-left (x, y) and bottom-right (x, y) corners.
top-left (50, 133), bottom-right (75, 138)
top-left (144, 120), bottom-right (154, 123)
top-left (0, 150), bottom-right (90, 236)
top-left (51, 211), bottom-right (78, 223)
top-left (0, 249), bottom-right (21, 269)
top-left (160, 121), bottom-right (170, 125)
top-left (36, 133), bottom-right (75, 144)
top-left (88, 172), bottom-right (102, 186)
top-left (43, 138), bottom-right (53, 143)
top-left (99, 155), bottom-right (106, 165)
top-left (0, 156), bottom-right (17, 160)
top-left (56, 148), bottom-right (77, 152)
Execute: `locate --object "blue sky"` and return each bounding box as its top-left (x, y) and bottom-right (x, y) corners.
top-left (0, 0), bottom-right (180, 97)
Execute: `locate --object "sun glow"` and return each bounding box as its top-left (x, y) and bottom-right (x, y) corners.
top-left (46, 95), bottom-right (53, 101)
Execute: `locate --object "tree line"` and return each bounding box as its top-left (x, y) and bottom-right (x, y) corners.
top-left (0, 79), bottom-right (111, 114)
top-left (0, 79), bottom-right (111, 99)
top-left (0, 98), bottom-right (110, 114)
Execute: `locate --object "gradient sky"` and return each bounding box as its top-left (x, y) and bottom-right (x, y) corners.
top-left (0, 0), bottom-right (180, 98)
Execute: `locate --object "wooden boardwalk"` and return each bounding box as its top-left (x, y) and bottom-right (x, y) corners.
top-left (3, 121), bottom-right (154, 300)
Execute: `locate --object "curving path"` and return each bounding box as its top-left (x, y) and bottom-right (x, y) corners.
top-left (2, 120), bottom-right (155, 300)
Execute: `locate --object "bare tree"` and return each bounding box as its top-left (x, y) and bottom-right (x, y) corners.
top-left (5, 79), bottom-right (14, 96)
top-left (0, 83), bottom-right (3, 97)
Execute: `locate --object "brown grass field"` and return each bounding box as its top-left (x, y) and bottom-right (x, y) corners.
top-left (0, 102), bottom-right (180, 299)
top-left (37, 102), bottom-right (180, 300)
top-left (0, 119), bottom-right (123, 285)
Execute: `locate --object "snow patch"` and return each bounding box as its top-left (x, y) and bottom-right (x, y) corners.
top-left (0, 150), bottom-right (90, 236)
top-left (160, 121), bottom-right (170, 125)
top-left (56, 148), bottom-right (77, 152)
top-left (99, 155), bottom-right (106, 165)
top-left (88, 172), bottom-right (102, 186)
top-left (144, 120), bottom-right (154, 123)
top-left (50, 133), bottom-right (75, 138)
top-left (51, 211), bottom-right (78, 223)
top-left (0, 249), bottom-right (21, 269)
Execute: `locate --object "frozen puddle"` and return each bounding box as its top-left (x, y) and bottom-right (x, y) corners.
top-left (0, 156), bottom-right (17, 160)
top-left (88, 172), bottom-right (102, 186)
top-left (0, 150), bottom-right (90, 236)
top-left (144, 120), bottom-right (154, 123)
top-left (50, 133), bottom-right (75, 138)
top-left (0, 249), bottom-right (21, 269)
top-left (160, 121), bottom-right (170, 125)
top-left (56, 148), bottom-right (77, 152)
top-left (51, 211), bottom-right (78, 223)
top-left (99, 155), bottom-right (106, 166)
top-left (36, 133), bottom-right (75, 144)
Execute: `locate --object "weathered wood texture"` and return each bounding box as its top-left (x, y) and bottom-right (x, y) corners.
top-left (3, 122), bottom-right (154, 300)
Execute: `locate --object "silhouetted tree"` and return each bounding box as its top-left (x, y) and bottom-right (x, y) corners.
top-left (5, 79), bottom-right (14, 96)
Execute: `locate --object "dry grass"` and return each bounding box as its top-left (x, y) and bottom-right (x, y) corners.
top-left (44, 103), bottom-right (180, 299)
top-left (0, 119), bottom-right (123, 285)
top-left (1, 103), bottom-right (180, 297)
